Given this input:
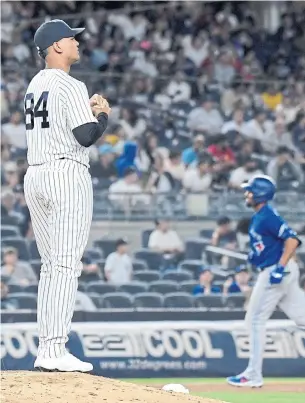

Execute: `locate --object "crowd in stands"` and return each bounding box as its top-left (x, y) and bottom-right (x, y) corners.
top-left (1, 1), bottom-right (305, 310)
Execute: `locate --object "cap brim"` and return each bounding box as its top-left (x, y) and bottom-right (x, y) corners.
top-left (72, 28), bottom-right (85, 37)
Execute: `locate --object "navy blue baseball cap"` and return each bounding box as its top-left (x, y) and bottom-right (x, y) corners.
top-left (34, 19), bottom-right (85, 52)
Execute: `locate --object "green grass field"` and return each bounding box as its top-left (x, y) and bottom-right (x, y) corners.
top-left (123, 378), bottom-right (305, 403)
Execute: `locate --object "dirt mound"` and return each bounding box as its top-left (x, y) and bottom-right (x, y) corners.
top-left (1, 372), bottom-right (226, 403)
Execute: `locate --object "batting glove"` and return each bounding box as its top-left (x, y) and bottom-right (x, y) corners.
top-left (269, 264), bottom-right (287, 285)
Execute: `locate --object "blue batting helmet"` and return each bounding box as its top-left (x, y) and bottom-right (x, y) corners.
top-left (241, 175), bottom-right (276, 203)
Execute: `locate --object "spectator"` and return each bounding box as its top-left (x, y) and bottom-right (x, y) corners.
top-left (243, 109), bottom-right (274, 145)
top-left (108, 11), bottom-right (148, 41)
top-left (235, 140), bottom-right (255, 166)
top-left (104, 238), bottom-right (133, 285)
top-left (261, 84), bottom-right (283, 111)
top-left (267, 146), bottom-right (304, 190)
top-left (2, 111), bottom-right (26, 149)
top-left (166, 71), bottom-right (191, 103)
top-left (90, 144), bottom-right (117, 180)
top-left (109, 167), bottom-right (149, 208)
top-left (236, 217), bottom-right (251, 252)
top-left (223, 265), bottom-right (252, 296)
top-left (0, 280), bottom-right (18, 310)
top-left (75, 291), bottom-right (97, 312)
top-left (211, 216), bottom-right (237, 248)
top-left (182, 134), bottom-right (205, 166)
top-left (221, 108), bottom-right (247, 135)
top-left (148, 219), bottom-right (184, 256)
top-left (115, 141), bottom-right (138, 178)
top-left (182, 32), bottom-right (210, 69)
top-left (187, 95), bottom-right (224, 135)
top-left (213, 50), bottom-right (236, 87)
top-left (2, 161), bottom-right (20, 189)
top-left (146, 153), bottom-right (178, 194)
top-left (80, 259), bottom-right (102, 283)
top-left (1, 189), bottom-right (24, 225)
top-left (183, 152), bottom-right (213, 192)
top-left (193, 267), bottom-right (221, 295)
top-left (275, 93), bottom-right (299, 125)
top-left (262, 118), bottom-right (297, 154)
top-left (118, 107), bottom-right (146, 140)
top-left (207, 134), bottom-right (236, 176)
top-left (164, 150), bottom-right (185, 182)
top-left (292, 114), bottom-right (305, 154)
top-left (1, 247), bottom-right (37, 286)
top-left (229, 158), bottom-right (263, 189)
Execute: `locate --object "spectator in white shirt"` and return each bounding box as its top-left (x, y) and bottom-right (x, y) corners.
top-left (104, 239), bottom-right (133, 285)
top-left (2, 111), bottom-right (26, 149)
top-left (243, 109), bottom-right (274, 145)
top-left (148, 219), bottom-right (184, 256)
top-left (221, 108), bottom-right (247, 135)
top-left (188, 95), bottom-right (224, 135)
top-left (183, 152), bottom-right (214, 192)
top-left (164, 150), bottom-right (185, 182)
top-left (108, 12), bottom-right (148, 40)
top-left (182, 33), bottom-right (210, 68)
top-left (109, 167), bottom-right (149, 209)
top-left (229, 159), bottom-right (264, 189)
top-left (166, 71), bottom-right (191, 103)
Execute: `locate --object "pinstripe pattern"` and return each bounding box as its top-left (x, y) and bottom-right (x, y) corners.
top-left (24, 159), bottom-right (93, 359)
top-left (244, 259), bottom-right (305, 380)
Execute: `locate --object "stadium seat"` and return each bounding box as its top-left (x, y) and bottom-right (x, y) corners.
top-left (149, 280), bottom-right (179, 294)
top-left (178, 260), bottom-right (203, 279)
top-left (83, 248), bottom-right (104, 262)
top-left (2, 237), bottom-right (30, 261)
top-left (133, 271), bottom-right (160, 283)
top-left (134, 249), bottom-right (163, 271)
top-left (29, 240), bottom-right (40, 260)
top-left (7, 284), bottom-right (23, 293)
top-left (212, 269), bottom-right (229, 282)
top-left (134, 292), bottom-right (164, 308)
top-left (78, 282), bottom-right (87, 292)
top-left (30, 260), bottom-right (41, 279)
top-left (225, 294), bottom-right (246, 309)
top-left (199, 229), bottom-right (213, 239)
top-left (102, 292), bottom-right (133, 308)
top-left (119, 281), bottom-right (148, 295)
top-left (185, 238), bottom-right (210, 260)
top-left (86, 281), bottom-right (117, 294)
top-left (164, 292), bottom-right (194, 308)
top-left (24, 284), bottom-right (38, 294)
top-left (141, 229), bottom-right (153, 248)
top-left (93, 239), bottom-right (117, 258)
top-left (194, 294), bottom-right (224, 309)
top-left (1, 216), bottom-right (19, 226)
top-left (1, 225), bottom-right (20, 238)
top-left (8, 292), bottom-right (37, 309)
top-left (179, 280), bottom-right (198, 294)
top-left (132, 259), bottom-right (148, 272)
top-left (163, 270), bottom-right (193, 282)
top-left (87, 292), bottom-right (103, 308)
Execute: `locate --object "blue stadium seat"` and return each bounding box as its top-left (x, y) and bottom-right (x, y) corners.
top-left (87, 292), bottom-right (103, 308)
top-left (78, 282), bottom-right (87, 292)
top-left (134, 249), bottom-right (163, 271)
top-left (93, 239), bottom-right (117, 258)
top-left (8, 292), bottom-right (37, 309)
top-left (133, 271), bottom-right (160, 283)
top-left (132, 259), bottom-right (148, 272)
top-left (2, 238), bottom-right (30, 261)
top-left (163, 270), bottom-right (193, 282)
top-left (7, 284), bottom-right (23, 293)
top-left (86, 281), bottom-right (117, 294)
top-left (179, 280), bottom-right (198, 294)
top-left (164, 292), bottom-right (194, 308)
top-left (141, 230), bottom-right (153, 248)
top-left (199, 229), bottom-right (213, 239)
top-left (29, 240), bottom-right (40, 260)
top-left (134, 292), bottom-right (164, 308)
top-left (149, 280), bottom-right (179, 294)
top-left (102, 292), bottom-right (133, 308)
top-left (119, 281), bottom-right (148, 295)
top-left (185, 238), bottom-right (210, 260)
top-left (1, 226), bottom-right (20, 238)
top-left (225, 294), bottom-right (246, 309)
top-left (24, 284), bottom-right (38, 294)
top-left (83, 248), bottom-right (104, 262)
top-left (30, 260), bottom-right (41, 279)
top-left (194, 294), bottom-right (224, 309)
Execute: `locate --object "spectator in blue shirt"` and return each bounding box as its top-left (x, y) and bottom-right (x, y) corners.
top-left (223, 265), bottom-right (252, 296)
top-left (182, 134), bottom-right (205, 166)
top-left (193, 267), bottom-right (221, 295)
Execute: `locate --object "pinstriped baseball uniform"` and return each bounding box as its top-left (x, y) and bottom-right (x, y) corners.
top-left (24, 69), bottom-right (96, 359)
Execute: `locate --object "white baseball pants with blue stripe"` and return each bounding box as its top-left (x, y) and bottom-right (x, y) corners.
top-left (244, 259), bottom-right (305, 381)
top-left (24, 159), bottom-right (93, 359)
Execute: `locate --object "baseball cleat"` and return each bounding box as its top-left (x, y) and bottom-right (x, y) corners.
top-left (34, 353), bottom-right (93, 372)
top-left (226, 375), bottom-right (263, 388)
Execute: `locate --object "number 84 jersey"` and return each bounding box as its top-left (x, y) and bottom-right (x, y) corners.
top-left (24, 69), bottom-right (97, 167)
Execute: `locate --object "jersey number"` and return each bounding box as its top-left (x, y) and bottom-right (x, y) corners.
top-left (25, 92), bottom-right (50, 130)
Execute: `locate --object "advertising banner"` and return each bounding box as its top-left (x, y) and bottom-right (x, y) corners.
top-left (1, 320), bottom-right (305, 377)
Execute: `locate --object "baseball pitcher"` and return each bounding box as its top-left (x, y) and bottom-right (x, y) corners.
top-left (23, 20), bottom-right (111, 372)
top-left (227, 175), bottom-right (305, 387)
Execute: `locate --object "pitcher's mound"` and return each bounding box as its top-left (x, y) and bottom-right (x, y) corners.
top-left (1, 372), bottom-right (225, 403)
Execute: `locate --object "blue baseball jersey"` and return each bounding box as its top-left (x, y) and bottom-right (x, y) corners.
top-left (248, 204), bottom-right (301, 269)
